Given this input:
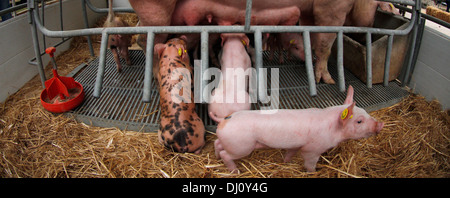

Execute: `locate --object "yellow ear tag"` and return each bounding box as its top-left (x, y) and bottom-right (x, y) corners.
top-left (341, 108), bottom-right (348, 120)
top-left (389, 3), bottom-right (395, 10)
top-left (289, 39), bottom-right (296, 45)
top-left (184, 49), bottom-right (187, 53)
top-left (241, 40), bottom-right (247, 46)
top-left (178, 48), bottom-right (182, 56)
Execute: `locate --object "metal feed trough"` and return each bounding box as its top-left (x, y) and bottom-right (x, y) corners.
top-left (27, 0), bottom-right (422, 131)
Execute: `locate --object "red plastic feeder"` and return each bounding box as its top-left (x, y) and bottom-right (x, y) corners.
top-left (40, 47), bottom-right (85, 113)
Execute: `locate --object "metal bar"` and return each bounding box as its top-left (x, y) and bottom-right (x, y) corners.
top-left (11, 0), bottom-right (16, 17)
top-left (0, 3), bottom-right (27, 16)
top-left (29, 0), bottom-right (46, 87)
top-left (302, 31), bottom-right (317, 96)
top-left (401, 0), bottom-right (421, 87)
top-left (93, 31), bottom-right (109, 98)
top-left (244, 0), bottom-right (252, 31)
top-left (41, 0), bottom-right (47, 50)
top-left (254, 29), bottom-right (266, 102)
top-left (84, 0), bottom-right (134, 13)
top-left (406, 17), bottom-right (426, 86)
top-left (366, 32), bottom-right (372, 88)
top-left (376, 0), bottom-right (416, 5)
top-left (401, 17), bottom-right (419, 87)
top-left (337, 31), bottom-right (345, 92)
top-left (201, 31), bottom-right (209, 103)
top-left (33, 18), bottom-right (417, 38)
top-left (143, 32), bottom-right (155, 102)
top-left (421, 11), bottom-right (450, 29)
top-left (383, 34), bottom-right (394, 87)
top-left (59, 0), bottom-right (64, 35)
top-left (194, 60), bottom-right (202, 103)
top-left (28, 37), bottom-right (71, 65)
top-left (81, 0), bottom-right (95, 57)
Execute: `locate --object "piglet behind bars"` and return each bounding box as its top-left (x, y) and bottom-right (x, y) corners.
top-left (154, 36), bottom-right (205, 153)
top-left (103, 0), bottom-right (131, 73)
top-left (214, 85), bottom-right (384, 172)
top-left (208, 33), bottom-right (252, 123)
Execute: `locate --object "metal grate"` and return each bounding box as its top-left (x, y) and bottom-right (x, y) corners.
top-left (67, 49), bottom-right (409, 132)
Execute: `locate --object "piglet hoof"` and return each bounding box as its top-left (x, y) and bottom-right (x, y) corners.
top-left (229, 168), bottom-right (240, 174)
top-left (117, 67), bottom-right (122, 73)
top-left (323, 76), bottom-right (335, 84)
top-left (315, 71), bottom-right (335, 84)
top-left (194, 148), bottom-right (202, 154)
top-left (304, 165), bottom-right (317, 173)
top-left (126, 60), bottom-right (132, 65)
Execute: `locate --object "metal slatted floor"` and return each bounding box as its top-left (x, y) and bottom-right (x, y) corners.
top-left (67, 49), bottom-right (409, 132)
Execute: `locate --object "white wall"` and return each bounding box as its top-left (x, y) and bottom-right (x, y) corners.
top-left (113, 0), bottom-right (131, 8)
top-left (0, 0), bottom-right (106, 103)
top-left (410, 26), bottom-right (450, 110)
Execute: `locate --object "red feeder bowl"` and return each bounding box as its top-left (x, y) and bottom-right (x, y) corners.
top-left (40, 47), bottom-right (85, 113)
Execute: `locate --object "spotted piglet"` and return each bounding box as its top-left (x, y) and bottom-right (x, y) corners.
top-left (154, 36), bottom-right (205, 153)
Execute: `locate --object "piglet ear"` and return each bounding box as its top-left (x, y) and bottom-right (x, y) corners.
top-left (154, 43), bottom-right (166, 59)
top-left (179, 35), bottom-right (188, 42)
top-left (220, 34), bottom-right (227, 47)
top-left (344, 85), bottom-right (354, 105)
top-left (340, 102), bottom-right (355, 127)
top-left (240, 34), bottom-right (250, 48)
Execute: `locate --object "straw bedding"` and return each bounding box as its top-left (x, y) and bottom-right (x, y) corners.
top-left (426, 6), bottom-right (450, 23)
top-left (0, 14), bottom-right (449, 178)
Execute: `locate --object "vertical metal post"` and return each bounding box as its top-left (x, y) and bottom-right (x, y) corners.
top-left (366, 32), bottom-right (372, 88)
top-left (41, 0), bottom-right (47, 50)
top-left (254, 29), bottom-right (267, 102)
top-left (29, 0), bottom-right (46, 87)
top-left (302, 31), bottom-right (317, 96)
top-left (143, 32), bottom-right (155, 102)
top-left (244, 0), bottom-right (252, 31)
top-left (93, 31), bottom-right (109, 98)
top-left (81, 0), bottom-right (95, 57)
top-left (201, 31), bottom-right (209, 103)
top-left (401, 0), bottom-right (421, 87)
top-left (337, 31), bottom-right (345, 92)
top-left (59, 0), bottom-right (64, 42)
top-left (383, 34), bottom-right (394, 87)
top-left (11, 0), bottom-right (16, 17)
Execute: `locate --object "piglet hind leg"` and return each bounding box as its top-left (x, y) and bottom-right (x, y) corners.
top-left (219, 150), bottom-right (239, 173)
top-left (284, 148), bottom-right (300, 163)
top-left (214, 139), bottom-right (224, 159)
top-left (300, 151), bottom-right (321, 172)
top-left (123, 48), bottom-right (131, 65)
top-left (111, 48), bottom-right (122, 73)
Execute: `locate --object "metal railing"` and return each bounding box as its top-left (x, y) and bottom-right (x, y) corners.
top-left (28, 0), bottom-right (421, 104)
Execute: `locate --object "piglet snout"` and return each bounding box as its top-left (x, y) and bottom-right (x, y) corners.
top-left (375, 122), bottom-right (384, 134)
